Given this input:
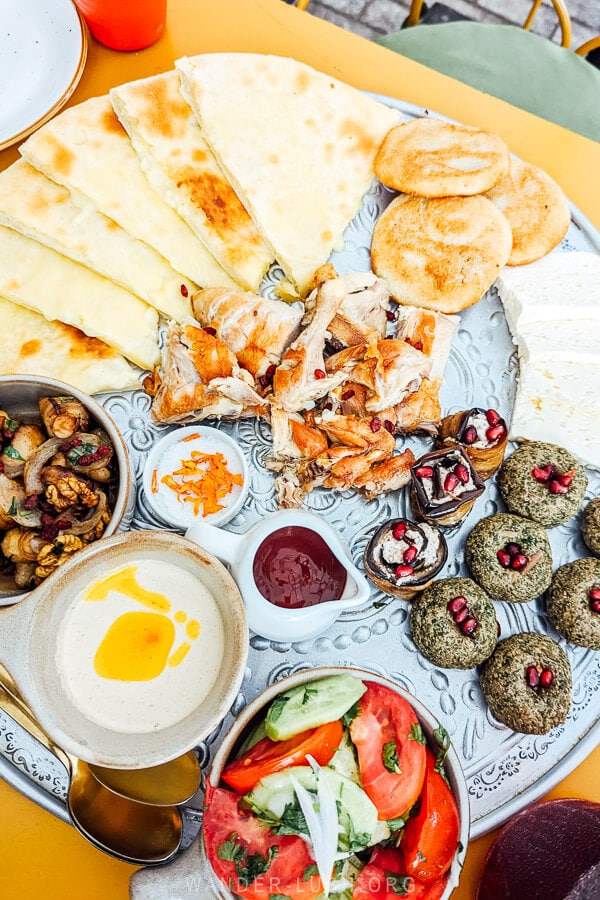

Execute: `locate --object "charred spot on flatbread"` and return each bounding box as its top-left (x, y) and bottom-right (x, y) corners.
top-left (485, 158), bottom-right (570, 266)
top-left (375, 118), bottom-right (510, 197)
top-left (371, 194), bottom-right (512, 313)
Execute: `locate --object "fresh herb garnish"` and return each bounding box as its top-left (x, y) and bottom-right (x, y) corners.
top-left (267, 695), bottom-right (288, 723)
top-left (302, 864), bottom-right (319, 881)
top-left (382, 740), bottom-right (401, 774)
top-left (387, 814), bottom-right (408, 832)
top-left (433, 723), bottom-right (451, 784)
top-left (408, 723), bottom-right (426, 744)
top-left (67, 442), bottom-right (96, 464)
top-left (417, 850), bottom-right (427, 862)
top-left (217, 834), bottom-right (277, 884)
top-left (7, 497), bottom-right (18, 517)
top-left (386, 872), bottom-right (411, 895)
top-left (342, 699), bottom-right (360, 726)
top-left (3, 446), bottom-right (24, 460)
top-left (301, 686), bottom-right (317, 705)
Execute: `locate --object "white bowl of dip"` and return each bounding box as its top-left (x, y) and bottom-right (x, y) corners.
top-left (143, 426), bottom-right (249, 529)
top-left (0, 530), bottom-right (248, 768)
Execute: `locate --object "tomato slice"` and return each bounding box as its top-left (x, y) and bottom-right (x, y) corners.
top-left (353, 845), bottom-right (448, 900)
top-left (349, 681), bottom-right (426, 820)
top-left (401, 748), bottom-right (460, 883)
top-left (203, 786), bottom-right (323, 900)
top-left (221, 718), bottom-right (343, 793)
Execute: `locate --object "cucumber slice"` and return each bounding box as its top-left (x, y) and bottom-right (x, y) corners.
top-left (265, 674), bottom-right (366, 741)
top-left (245, 764), bottom-right (381, 852)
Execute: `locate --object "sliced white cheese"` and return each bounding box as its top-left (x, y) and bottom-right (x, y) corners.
top-left (510, 356), bottom-right (600, 469)
top-left (518, 318), bottom-right (600, 363)
top-left (497, 250), bottom-right (600, 330)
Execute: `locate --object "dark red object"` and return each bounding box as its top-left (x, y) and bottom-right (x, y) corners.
top-left (252, 525), bottom-right (347, 609)
top-left (476, 799), bottom-right (600, 900)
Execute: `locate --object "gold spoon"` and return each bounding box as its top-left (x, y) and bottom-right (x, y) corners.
top-left (0, 662), bottom-right (200, 807)
top-left (0, 681), bottom-right (183, 864)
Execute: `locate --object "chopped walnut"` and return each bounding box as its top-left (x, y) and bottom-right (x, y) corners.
top-left (35, 535), bottom-right (84, 579)
top-left (45, 476), bottom-right (99, 510)
top-left (81, 510), bottom-right (111, 543)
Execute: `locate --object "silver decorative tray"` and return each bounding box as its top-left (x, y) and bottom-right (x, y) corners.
top-left (1, 98), bottom-right (599, 860)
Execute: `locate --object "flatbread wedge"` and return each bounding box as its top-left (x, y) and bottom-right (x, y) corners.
top-left (20, 96), bottom-right (237, 290)
top-left (0, 160), bottom-right (193, 322)
top-left (0, 294), bottom-right (139, 394)
top-left (0, 224), bottom-right (160, 370)
top-left (110, 72), bottom-right (273, 291)
top-left (176, 53), bottom-right (398, 295)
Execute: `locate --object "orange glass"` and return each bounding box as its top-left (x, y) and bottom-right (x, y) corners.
top-left (74, 0), bottom-right (167, 51)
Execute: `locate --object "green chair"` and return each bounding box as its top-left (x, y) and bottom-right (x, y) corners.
top-left (377, 17), bottom-right (600, 143)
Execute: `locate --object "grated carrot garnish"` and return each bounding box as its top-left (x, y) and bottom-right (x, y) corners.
top-left (161, 448), bottom-right (243, 518)
top-left (182, 432), bottom-right (201, 443)
top-left (151, 468), bottom-right (159, 494)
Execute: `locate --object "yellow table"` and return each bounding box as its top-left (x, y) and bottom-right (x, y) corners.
top-left (1, 0), bottom-right (599, 897)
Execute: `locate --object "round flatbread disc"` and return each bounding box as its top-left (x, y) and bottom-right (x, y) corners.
top-left (485, 158), bottom-right (571, 265)
top-left (371, 194), bottom-right (512, 313)
top-left (375, 118), bottom-right (510, 197)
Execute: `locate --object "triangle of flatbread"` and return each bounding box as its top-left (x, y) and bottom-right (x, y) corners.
top-left (176, 53), bottom-right (398, 294)
top-left (0, 294), bottom-right (139, 394)
top-left (110, 71), bottom-right (273, 292)
top-left (0, 224), bottom-right (159, 370)
top-left (0, 160), bottom-right (193, 322)
top-left (20, 96), bottom-right (237, 290)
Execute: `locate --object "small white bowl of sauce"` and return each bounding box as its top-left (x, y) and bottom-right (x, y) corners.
top-left (185, 509), bottom-right (372, 641)
top-left (143, 426), bottom-right (249, 529)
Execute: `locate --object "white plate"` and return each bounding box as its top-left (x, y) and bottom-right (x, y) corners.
top-left (0, 0), bottom-right (87, 151)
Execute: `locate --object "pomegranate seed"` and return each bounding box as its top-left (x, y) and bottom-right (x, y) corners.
top-left (412, 340), bottom-right (423, 351)
top-left (266, 364), bottom-right (277, 379)
top-left (511, 553), bottom-right (529, 570)
top-left (203, 326), bottom-right (217, 336)
top-left (549, 479), bottom-right (569, 495)
top-left (314, 369), bottom-right (326, 379)
top-left (589, 587), bottom-right (600, 601)
top-left (0, 461), bottom-right (4, 473)
top-left (460, 617), bottom-right (478, 636)
top-left (540, 668), bottom-right (554, 689)
top-left (526, 666), bottom-right (540, 689)
top-left (454, 464), bottom-right (470, 483)
top-left (78, 455), bottom-right (93, 466)
top-left (386, 310), bottom-right (396, 322)
top-left (447, 596), bottom-right (467, 615)
top-left (415, 466), bottom-right (434, 478)
top-left (370, 417), bottom-right (382, 432)
top-left (590, 598), bottom-right (600, 614)
top-left (486, 408), bottom-right (501, 426)
top-left (3, 429), bottom-right (14, 440)
top-left (395, 565), bottom-right (414, 579)
top-left (384, 419), bottom-right (395, 433)
top-left (497, 549), bottom-right (512, 568)
top-left (532, 466), bottom-right (553, 483)
top-left (403, 545), bottom-right (418, 565)
top-left (258, 375), bottom-right (269, 388)
top-left (341, 389), bottom-right (355, 401)
top-left (463, 426), bottom-right (478, 445)
top-left (486, 424), bottom-right (506, 443)
top-left (323, 403), bottom-right (333, 412)
top-left (180, 284), bottom-right (189, 297)
top-left (454, 607), bottom-right (469, 624)
top-left (444, 472), bottom-right (460, 492)
top-left (23, 494), bottom-right (39, 510)
top-left (55, 519), bottom-right (71, 530)
top-left (96, 446), bottom-right (111, 458)
top-left (506, 543), bottom-right (521, 556)
top-left (556, 469), bottom-right (575, 488)
top-left (392, 523), bottom-right (407, 540)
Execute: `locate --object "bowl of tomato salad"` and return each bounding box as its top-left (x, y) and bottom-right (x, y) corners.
top-left (194, 666), bottom-right (469, 900)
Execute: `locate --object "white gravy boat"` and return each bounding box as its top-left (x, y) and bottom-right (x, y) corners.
top-left (186, 509), bottom-right (372, 641)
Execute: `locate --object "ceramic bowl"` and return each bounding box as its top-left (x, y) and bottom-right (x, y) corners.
top-left (131, 665), bottom-right (470, 899)
top-left (0, 530), bottom-right (248, 768)
top-left (0, 375), bottom-right (135, 604)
